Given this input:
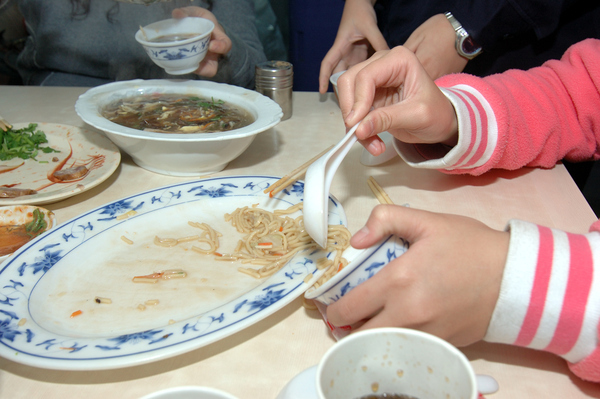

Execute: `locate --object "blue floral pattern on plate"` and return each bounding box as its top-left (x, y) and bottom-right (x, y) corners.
top-left (0, 175), bottom-right (346, 370)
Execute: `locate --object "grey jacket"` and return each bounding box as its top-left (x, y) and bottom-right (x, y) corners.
top-left (15, 0), bottom-right (266, 88)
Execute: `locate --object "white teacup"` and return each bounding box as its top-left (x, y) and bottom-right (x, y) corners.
top-left (316, 328), bottom-right (477, 399)
top-left (135, 17), bottom-right (214, 75)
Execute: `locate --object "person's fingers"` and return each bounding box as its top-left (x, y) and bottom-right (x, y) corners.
top-left (336, 65), bottom-right (359, 118)
top-left (194, 53), bottom-right (219, 77)
top-left (325, 265), bottom-right (390, 326)
top-left (358, 135), bottom-right (385, 156)
top-left (171, 8), bottom-right (188, 18)
top-left (208, 31), bottom-right (231, 55)
top-left (347, 49), bottom-right (415, 131)
top-left (350, 302), bottom-right (419, 332)
top-left (326, 206), bottom-right (432, 327)
top-left (364, 26), bottom-right (389, 52)
top-left (325, 247), bottom-right (422, 327)
top-left (172, 6), bottom-right (214, 21)
top-left (336, 51), bottom-right (386, 121)
top-left (358, 103), bottom-right (430, 144)
top-left (350, 204), bottom-right (430, 249)
top-left (319, 44), bottom-right (347, 94)
top-left (172, 7), bottom-right (231, 56)
top-left (341, 49), bottom-right (412, 131)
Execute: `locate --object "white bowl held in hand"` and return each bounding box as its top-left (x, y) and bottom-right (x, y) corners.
top-left (304, 235), bottom-right (409, 339)
top-left (135, 17), bottom-right (214, 75)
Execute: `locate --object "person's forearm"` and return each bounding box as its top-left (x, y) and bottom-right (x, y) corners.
top-left (213, 28), bottom-right (266, 89)
top-left (394, 39), bottom-right (600, 175)
top-left (450, 0), bottom-right (567, 50)
top-left (485, 219), bottom-right (600, 382)
top-left (209, 0), bottom-right (267, 89)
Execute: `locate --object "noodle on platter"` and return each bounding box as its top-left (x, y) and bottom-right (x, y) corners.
top-left (189, 222), bottom-right (222, 254)
top-left (194, 204), bottom-right (351, 279)
top-left (146, 203), bottom-right (351, 283)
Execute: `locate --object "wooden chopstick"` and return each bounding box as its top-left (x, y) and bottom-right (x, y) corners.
top-left (265, 144), bottom-right (335, 197)
top-left (367, 176), bottom-right (394, 205)
top-left (0, 116), bottom-right (12, 132)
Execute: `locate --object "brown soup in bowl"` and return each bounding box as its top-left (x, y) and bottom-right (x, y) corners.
top-left (101, 94), bottom-right (254, 133)
top-left (148, 33), bottom-right (199, 43)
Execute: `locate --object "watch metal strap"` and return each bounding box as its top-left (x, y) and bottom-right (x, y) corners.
top-left (444, 11), bottom-right (482, 60)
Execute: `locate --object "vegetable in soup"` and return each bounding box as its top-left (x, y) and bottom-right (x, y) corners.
top-left (101, 94), bottom-right (254, 133)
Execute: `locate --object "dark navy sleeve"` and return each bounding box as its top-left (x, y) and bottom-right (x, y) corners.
top-left (452, 0), bottom-right (579, 51)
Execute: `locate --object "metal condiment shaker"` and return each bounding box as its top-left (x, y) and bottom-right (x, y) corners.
top-left (255, 61), bottom-right (293, 121)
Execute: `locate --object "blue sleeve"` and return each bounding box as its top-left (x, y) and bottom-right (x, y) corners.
top-left (451, 0), bottom-right (573, 50)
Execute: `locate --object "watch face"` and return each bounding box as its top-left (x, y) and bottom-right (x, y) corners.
top-left (461, 36), bottom-right (481, 56)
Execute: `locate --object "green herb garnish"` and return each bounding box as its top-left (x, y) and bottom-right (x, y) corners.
top-left (0, 123), bottom-right (60, 161)
top-left (193, 97), bottom-right (225, 110)
top-left (25, 208), bottom-right (48, 237)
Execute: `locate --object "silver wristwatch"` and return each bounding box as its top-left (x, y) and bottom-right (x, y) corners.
top-left (444, 12), bottom-right (482, 60)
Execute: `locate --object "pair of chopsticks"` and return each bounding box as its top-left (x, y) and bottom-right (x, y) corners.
top-left (0, 116), bottom-right (12, 132)
top-left (264, 148), bottom-right (395, 206)
top-left (367, 176), bottom-right (394, 205)
top-left (264, 144), bottom-right (335, 197)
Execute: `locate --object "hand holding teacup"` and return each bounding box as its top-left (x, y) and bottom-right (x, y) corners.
top-left (135, 7), bottom-right (231, 76)
top-left (171, 7), bottom-right (232, 77)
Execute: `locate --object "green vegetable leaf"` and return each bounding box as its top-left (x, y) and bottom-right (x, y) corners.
top-left (0, 123), bottom-right (60, 161)
top-left (25, 208), bottom-right (48, 237)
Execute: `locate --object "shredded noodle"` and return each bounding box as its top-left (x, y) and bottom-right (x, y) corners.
top-left (145, 203), bottom-right (351, 284)
top-left (195, 204), bottom-right (351, 280)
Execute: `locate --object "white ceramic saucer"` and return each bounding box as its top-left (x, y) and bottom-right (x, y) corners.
top-left (276, 365), bottom-right (319, 399)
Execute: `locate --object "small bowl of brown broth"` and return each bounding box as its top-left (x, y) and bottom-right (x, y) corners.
top-left (0, 206), bottom-right (56, 264)
top-left (135, 17), bottom-right (214, 75)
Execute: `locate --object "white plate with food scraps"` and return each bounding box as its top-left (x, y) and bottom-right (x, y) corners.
top-left (0, 122), bottom-right (121, 205)
top-left (0, 175), bottom-right (347, 370)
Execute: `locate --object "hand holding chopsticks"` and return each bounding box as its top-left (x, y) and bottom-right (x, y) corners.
top-left (264, 144), bottom-right (335, 197)
top-left (265, 147), bottom-right (395, 208)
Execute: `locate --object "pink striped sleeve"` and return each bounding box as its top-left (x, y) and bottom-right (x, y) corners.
top-left (484, 220), bottom-right (600, 382)
top-left (411, 39), bottom-right (600, 175)
top-left (513, 226), bottom-right (554, 347)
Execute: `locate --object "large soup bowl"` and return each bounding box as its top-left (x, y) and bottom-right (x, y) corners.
top-left (75, 79), bottom-right (283, 176)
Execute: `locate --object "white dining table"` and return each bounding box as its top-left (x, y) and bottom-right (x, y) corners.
top-left (0, 85), bottom-right (598, 399)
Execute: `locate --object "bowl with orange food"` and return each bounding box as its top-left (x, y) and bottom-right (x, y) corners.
top-left (0, 206), bottom-right (57, 264)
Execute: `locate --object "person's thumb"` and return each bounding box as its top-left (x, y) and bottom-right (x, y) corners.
top-left (350, 205), bottom-right (430, 249)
